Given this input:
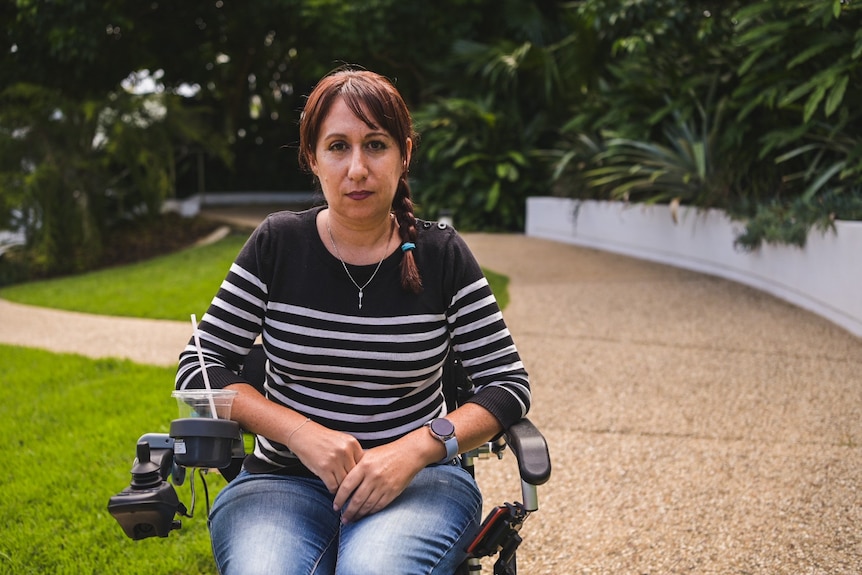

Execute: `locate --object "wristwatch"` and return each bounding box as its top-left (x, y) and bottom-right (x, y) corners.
top-left (425, 417), bottom-right (458, 463)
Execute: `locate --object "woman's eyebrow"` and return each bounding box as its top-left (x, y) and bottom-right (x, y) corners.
top-left (322, 129), bottom-right (392, 141)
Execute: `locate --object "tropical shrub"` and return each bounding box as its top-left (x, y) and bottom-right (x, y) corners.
top-left (413, 96), bottom-right (541, 231)
top-left (412, 2), bottom-right (587, 231)
top-left (547, 0), bottom-right (862, 249)
top-left (729, 0), bottom-right (862, 247)
top-left (0, 82), bottom-right (227, 277)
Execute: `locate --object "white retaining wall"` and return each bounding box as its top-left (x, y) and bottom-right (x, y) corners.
top-left (526, 197), bottom-right (862, 338)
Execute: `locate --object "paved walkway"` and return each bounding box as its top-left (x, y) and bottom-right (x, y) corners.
top-left (2, 207), bottom-right (861, 573)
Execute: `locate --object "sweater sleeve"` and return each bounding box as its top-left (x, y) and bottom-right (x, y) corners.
top-left (175, 218), bottom-right (274, 391)
top-left (443, 233), bottom-right (531, 430)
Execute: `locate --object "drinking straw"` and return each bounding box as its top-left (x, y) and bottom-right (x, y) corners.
top-left (190, 314), bottom-right (219, 419)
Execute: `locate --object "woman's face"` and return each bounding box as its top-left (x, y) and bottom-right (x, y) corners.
top-left (309, 96), bottom-right (411, 225)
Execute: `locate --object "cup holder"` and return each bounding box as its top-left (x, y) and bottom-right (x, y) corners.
top-left (169, 418), bottom-right (240, 469)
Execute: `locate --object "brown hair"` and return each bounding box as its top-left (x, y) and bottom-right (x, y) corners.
top-left (299, 67), bottom-right (422, 294)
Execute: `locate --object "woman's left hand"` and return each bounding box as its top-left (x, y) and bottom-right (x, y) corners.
top-left (333, 404), bottom-right (502, 523)
top-left (331, 441), bottom-right (424, 523)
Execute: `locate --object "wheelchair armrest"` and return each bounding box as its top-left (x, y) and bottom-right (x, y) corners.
top-left (503, 418), bottom-right (551, 486)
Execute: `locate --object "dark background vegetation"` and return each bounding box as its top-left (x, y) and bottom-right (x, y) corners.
top-left (2, 0), bottom-right (861, 283)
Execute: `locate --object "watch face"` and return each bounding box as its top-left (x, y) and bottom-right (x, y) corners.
top-left (430, 418), bottom-right (455, 438)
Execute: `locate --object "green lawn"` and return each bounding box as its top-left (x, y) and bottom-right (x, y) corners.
top-left (0, 232), bottom-right (509, 574)
top-left (0, 344), bottom-right (224, 575)
top-left (0, 234), bottom-right (509, 318)
top-left (0, 234), bottom-right (249, 321)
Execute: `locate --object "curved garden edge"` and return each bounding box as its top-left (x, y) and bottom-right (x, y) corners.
top-left (525, 197), bottom-right (862, 339)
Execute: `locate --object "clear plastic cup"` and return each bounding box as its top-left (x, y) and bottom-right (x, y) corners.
top-left (171, 389), bottom-right (237, 419)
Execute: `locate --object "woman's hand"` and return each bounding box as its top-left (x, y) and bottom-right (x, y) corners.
top-left (289, 422), bottom-right (365, 493)
top-left (225, 383), bottom-right (366, 493)
top-left (331, 404), bottom-right (504, 523)
top-left (227, 382), bottom-right (503, 523)
top-left (331, 441), bottom-right (427, 524)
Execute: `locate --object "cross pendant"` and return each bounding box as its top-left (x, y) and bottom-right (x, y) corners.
top-left (358, 290), bottom-right (364, 310)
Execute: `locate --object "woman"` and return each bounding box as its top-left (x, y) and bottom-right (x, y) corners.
top-left (176, 67), bottom-right (531, 575)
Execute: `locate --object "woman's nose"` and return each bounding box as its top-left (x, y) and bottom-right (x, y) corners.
top-left (347, 149), bottom-right (369, 181)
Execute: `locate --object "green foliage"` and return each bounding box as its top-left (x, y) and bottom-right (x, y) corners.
top-left (297, 0), bottom-right (488, 101)
top-left (5, 0), bottom-right (862, 262)
top-left (568, 87), bottom-right (732, 208)
top-left (569, 0), bottom-right (741, 139)
top-left (0, 82), bottom-right (228, 277)
top-left (413, 97), bottom-right (541, 231)
top-left (548, 2), bottom-right (761, 207)
top-left (0, 344), bottom-right (223, 574)
top-left (732, 188), bottom-right (862, 250)
top-left (483, 267), bottom-right (510, 311)
top-left (729, 0), bottom-right (862, 248)
top-left (4, 0), bottom-right (137, 97)
top-left (728, 0), bottom-right (862, 247)
top-left (733, 0), bottom-right (860, 124)
top-left (1, 0), bottom-right (561, 276)
top-left (412, 2), bottom-right (583, 231)
top-left (548, 0), bottom-right (862, 249)
top-left (0, 84), bottom-right (104, 274)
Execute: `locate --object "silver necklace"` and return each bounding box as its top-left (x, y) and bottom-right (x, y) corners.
top-left (326, 219), bottom-right (392, 310)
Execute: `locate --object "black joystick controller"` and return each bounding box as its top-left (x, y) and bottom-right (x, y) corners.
top-left (107, 441), bottom-right (183, 540)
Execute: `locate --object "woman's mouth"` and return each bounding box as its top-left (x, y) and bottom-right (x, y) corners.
top-left (346, 191), bottom-right (373, 200)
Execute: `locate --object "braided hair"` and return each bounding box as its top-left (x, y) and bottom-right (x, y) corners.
top-left (298, 67), bottom-right (422, 294)
top-left (392, 173), bottom-right (422, 293)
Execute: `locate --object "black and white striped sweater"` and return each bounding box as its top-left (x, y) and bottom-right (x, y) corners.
top-left (176, 206), bottom-right (530, 472)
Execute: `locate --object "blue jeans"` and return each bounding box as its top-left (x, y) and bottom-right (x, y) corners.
top-left (208, 463), bottom-right (482, 575)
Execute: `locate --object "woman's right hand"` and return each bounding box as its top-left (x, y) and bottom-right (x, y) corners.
top-left (223, 383), bottom-right (364, 492)
top-left (288, 421), bottom-right (365, 493)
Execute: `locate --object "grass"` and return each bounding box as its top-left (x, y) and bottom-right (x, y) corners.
top-left (0, 233), bottom-right (509, 319)
top-left (483, 268), bottom-right (509, 310)
top-left (0, 225), bottom-right (511, 573)
top-left (0, 344), bottom-right (225, 575)
top-left (0, 234), bottom-right (249, 321)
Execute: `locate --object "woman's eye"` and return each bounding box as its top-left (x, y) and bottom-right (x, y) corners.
top-left (328, 141), bottom-right (347, 152)
top-left (367, 140), bottom-right (387, 151)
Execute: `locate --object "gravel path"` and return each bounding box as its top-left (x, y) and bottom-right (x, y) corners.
top-left (2, 211), bottom-right (860, 574)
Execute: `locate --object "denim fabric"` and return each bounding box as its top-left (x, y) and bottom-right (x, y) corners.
top-left (208, 463), bottom-right (482, 575)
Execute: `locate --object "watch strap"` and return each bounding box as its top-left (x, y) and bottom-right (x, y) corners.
top-left (441, 434), bottom-right (458, 463)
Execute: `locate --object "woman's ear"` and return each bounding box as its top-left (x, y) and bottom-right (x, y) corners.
top-left (404, 138), bottom-right (413, 171)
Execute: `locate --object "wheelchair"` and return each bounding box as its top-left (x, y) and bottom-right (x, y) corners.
top-left (108, 345), bottom-right (551, 574)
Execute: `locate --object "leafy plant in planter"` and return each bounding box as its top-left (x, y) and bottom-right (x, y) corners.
top-left (545, 2), bottom-right (758, 214)
top-left (578, 95), bottom-right (731, 210)
top-left (733, 187), bottom-right (862, 250)
top-left (726, 0), bottom-right (862, 247)
top-left (731, 120), bottom-right (862, 249)
top-left (547, 0), bottom-right (862, 250)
